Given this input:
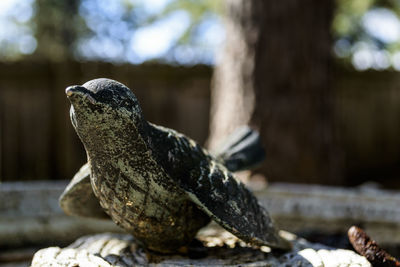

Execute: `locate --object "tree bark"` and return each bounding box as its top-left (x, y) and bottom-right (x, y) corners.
top-left (209, 0), bottom-right (342, 184)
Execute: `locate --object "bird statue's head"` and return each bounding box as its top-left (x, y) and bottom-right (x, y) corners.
top-left (66, 78), bottom-right (145, 154)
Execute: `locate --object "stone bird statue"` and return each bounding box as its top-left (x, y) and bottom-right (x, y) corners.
top-left (60, 78), bottom-right (290, 253)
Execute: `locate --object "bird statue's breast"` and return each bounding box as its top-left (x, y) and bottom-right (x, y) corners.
top-left (88, 145), bottom-right (209, 253)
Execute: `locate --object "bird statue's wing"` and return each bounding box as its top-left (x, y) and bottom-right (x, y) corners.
top-left (184, 160), bottom-right (290, 250)
top-left (146, 124), bottom-right (291, 250)
top-left (59, 163), bottom-right (109, 219)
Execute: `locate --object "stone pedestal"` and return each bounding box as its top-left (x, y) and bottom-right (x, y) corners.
top-left (31, 227), bottom-right (370, 267)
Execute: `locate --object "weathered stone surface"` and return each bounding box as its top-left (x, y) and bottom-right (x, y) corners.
top-left (31, 228), bottom-right (371, 267)
top-left (64, 78), bottom-right (288, 252)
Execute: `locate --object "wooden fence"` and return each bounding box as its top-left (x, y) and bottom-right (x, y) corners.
top-left (335, 69), bottom-right (400, 186)
top-left (1, 61), bottom-right (400, 187)
top-left (0, 61), bottom-right (212, 181)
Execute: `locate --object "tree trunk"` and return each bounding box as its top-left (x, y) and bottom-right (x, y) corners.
top-left (209, 0), bottom-right (342, 184)
top-left (33, 0), bottom-right (83, 61)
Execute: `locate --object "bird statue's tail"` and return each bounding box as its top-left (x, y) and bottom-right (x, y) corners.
top-left (213, 126), bottom-right (266, 172)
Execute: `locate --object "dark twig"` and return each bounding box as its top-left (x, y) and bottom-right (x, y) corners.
top-left (348, 226), bottom-right (400, 267)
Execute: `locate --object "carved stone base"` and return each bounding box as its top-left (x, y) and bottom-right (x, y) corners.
top-left (31, 227), bottom-right (371, 266)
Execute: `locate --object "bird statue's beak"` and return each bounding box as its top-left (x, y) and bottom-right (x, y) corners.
top-left (66, 85), bottom-right (85, 97)
top-left (66, 86), bottom-right (97, 104)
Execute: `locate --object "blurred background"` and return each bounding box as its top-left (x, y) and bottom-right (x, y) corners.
top-left (1, 0), bottom-right (400, 189)
top-left (2, 1), bottom-right (400, 264)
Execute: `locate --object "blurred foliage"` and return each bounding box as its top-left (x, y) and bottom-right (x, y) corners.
top-left (333, 0), bottom-right (400, 70)
top-left (0, 0), bottom-right (36, 61)
top-left (0, 0), bottom-right (224, 64)
top-left (157, 0), bottom-right (224, 45)
top-left (334, 0), bottom-right (373, 38)
top-left (1, 0), bottom-right (400, 69)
